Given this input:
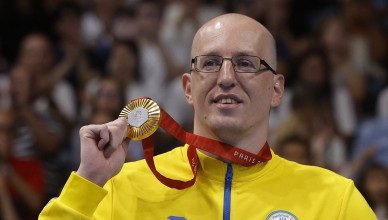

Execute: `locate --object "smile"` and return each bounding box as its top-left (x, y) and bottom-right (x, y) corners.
top-left (217, 98), bottom-right (238, 104)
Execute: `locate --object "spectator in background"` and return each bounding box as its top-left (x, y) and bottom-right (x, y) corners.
top-left (81, 40), bottom-right (139, 121)
top-left (351, 112), bottom-right (388, 170)
top-left (275, 135), bottom-right (312, 165)
top-left (92, 77), bottom-right (125, 118)
top-left (135, 0), bottom-right (194, 129)
top-left (112, 8), bottom-right (138, 41)
top-left (134, 0), bottom-right (171, 103)
top-left (318, 15), bottom-right (367, 137)
top-left (271, 47), bottom-right (347, 172)
top-left (51, 0), bottom-right (100, 111)
top-left (343, 0), bottom-right (387, 118)
top-left (0, 108), bottom-right (45, 220)
top-left (16, 32), bottom-right (77, 125)
top-left (160, 0), bottom-right (224, 76)
top-left (344, 0), bottom-right (388, 70)
top-left (358, 164), bottom-right (388, 220)
top-left (9, 61), bottom-right (67, 198)
top-left (342, 60), bottom-right (388, 180)
top-left (9, 64), bottom-right (63, 160)
top-left (263, 0), bottom-right (293, 82)
top-left (106, 40), bottom-right (140, 102)
top-left (81, 0), bottom-right (124, 64)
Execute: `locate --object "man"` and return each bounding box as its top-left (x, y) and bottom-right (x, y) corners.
top-left (39, 13), bottom-right (376, 219)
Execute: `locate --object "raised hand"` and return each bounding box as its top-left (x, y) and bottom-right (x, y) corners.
top-left (76, 117), bottom-right (130, 187)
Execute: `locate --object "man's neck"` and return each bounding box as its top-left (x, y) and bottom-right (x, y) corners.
top-left (193, 128), bottom-right (269, 162)
top-left (198, 149), bottom-right (231, 163)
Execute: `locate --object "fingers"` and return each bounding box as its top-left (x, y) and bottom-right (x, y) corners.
top-left (97, 126), bottom-right (109, 150)
top-left (101, 117), bottom-right (128, 158)
top-left (105, 117), bottom-right (127, 156)
top-left (80, 117), bottom-right (129, 158)
top-left (104, 142), bottom-right (115, 158)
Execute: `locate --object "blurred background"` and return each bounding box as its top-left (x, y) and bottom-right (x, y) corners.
top-left (0, 0), bottom-right (387, 219)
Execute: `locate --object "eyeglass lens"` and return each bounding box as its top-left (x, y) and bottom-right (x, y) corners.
top-left (196, 55), bottom-right (261, 73)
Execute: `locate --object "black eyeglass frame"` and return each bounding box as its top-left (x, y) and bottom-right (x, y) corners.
top-left (190, 55), bottom-right (277, 75)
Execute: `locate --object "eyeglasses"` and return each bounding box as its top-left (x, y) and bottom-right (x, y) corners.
top-left (191, 55), bottom-right (277, 74)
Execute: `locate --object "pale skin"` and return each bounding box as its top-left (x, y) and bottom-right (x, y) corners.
top-left (76, 13), bottom-right (284, 186)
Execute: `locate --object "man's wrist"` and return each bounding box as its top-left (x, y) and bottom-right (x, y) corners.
top-left (57, 172), bottom-right (108, 218)
top-left (75, 169), bottom-right (108, 187)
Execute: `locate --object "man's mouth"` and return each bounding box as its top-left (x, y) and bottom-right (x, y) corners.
top-left (216, 98), bottom-right (238, 104)
top-left (213, 94), bottom-right (242, 105)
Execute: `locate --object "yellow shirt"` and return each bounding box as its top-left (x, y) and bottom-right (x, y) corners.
top-left (39, 145), bottom-right (376, 219)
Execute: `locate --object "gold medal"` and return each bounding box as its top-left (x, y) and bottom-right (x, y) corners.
top-left (119, 98), bottom-right (161, 140)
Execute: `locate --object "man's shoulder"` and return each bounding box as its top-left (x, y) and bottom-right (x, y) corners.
top-left (268, 156), bottom-right (355, 203)
top-left (276, 155), bottom-right (352, 187)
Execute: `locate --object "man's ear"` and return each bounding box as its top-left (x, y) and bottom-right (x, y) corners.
top-left (271, 74), bottom-right (285, 107)
top-left (182, 73), bottom-right (194, 106)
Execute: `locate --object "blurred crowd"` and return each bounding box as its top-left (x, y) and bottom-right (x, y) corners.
top-left (0, 0), bottom-right (387, 219)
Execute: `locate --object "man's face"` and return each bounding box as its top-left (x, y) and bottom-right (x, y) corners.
top-left (183, 16), bottom-right (283, 143)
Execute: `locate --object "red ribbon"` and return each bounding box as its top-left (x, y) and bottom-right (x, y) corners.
top-left (138, 99), bottom-right (272, 190)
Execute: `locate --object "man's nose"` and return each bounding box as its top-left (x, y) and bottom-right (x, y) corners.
top-left (217, 59), bottom-right (237, 89)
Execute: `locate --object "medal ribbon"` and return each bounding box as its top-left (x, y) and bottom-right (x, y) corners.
top-left (136, 98), bottom-right (272, 190)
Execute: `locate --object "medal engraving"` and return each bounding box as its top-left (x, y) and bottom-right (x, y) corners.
top-left (119, 98), bottom-right (161, 140)
top-left (128, 107), bottom-right (148, 127)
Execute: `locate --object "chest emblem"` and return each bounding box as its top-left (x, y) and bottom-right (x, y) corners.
top-left (266, 210), bottom-right (298, 220)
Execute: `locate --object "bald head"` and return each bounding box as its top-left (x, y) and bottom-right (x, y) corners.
top-left (191, 13), bottom-right (276, 69)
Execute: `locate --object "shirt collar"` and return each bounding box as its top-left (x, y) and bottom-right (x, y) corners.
top-left (189, 144), bottom-right (280, 183)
